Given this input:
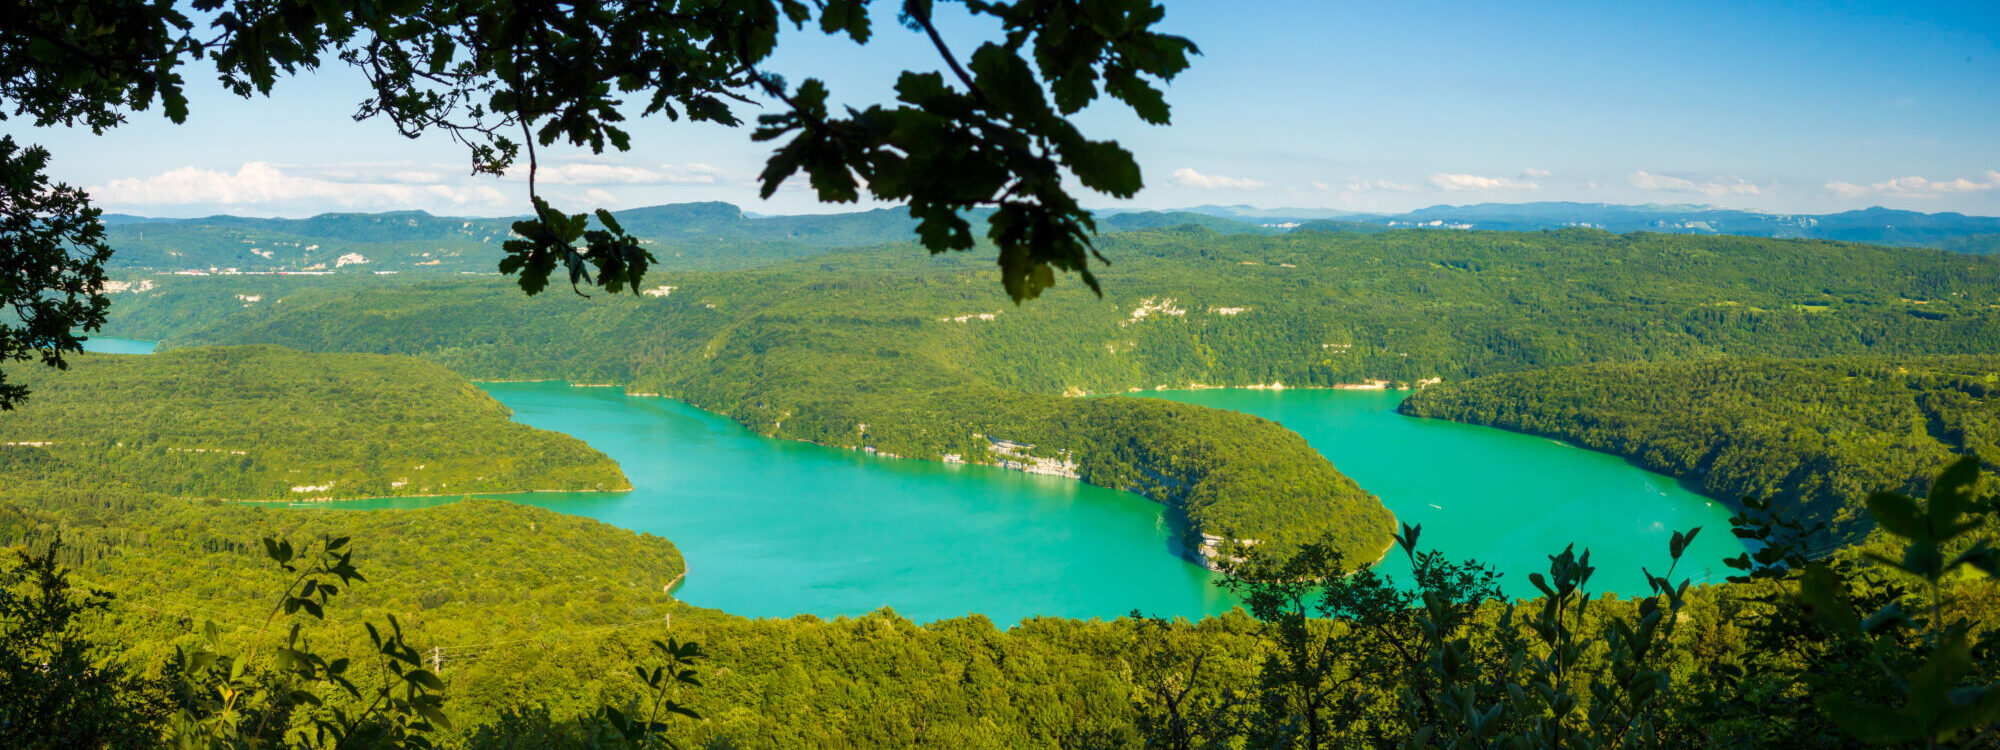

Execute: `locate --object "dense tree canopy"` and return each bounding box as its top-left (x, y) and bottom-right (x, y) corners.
top-left (0, 345), bottom-right (627, 499)
top-left (1402, 355), bottom-right (2000, 542)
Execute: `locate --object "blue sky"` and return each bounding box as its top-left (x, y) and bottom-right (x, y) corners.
top-left (6, 0), bottom-right (1997, 217)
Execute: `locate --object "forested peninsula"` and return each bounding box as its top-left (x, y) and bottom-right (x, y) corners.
top-left (1400, 355), bottom-right (2000, 540)
top-left (0, 346), bottom-right (629, 500)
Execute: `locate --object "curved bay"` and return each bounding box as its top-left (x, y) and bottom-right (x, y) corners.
top-left (330, 383), bottom-right (1236, 624)
top-left (1142, 389), bottom-right (1747, 597)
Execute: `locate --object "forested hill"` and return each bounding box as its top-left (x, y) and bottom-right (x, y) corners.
top-left (99, 203), bottom-right (919, 276)
top-left (97, 203), bottom-right (1284, 277)
top-left (0, 345), bottom-right (628, 499)
top-left (1199, 202), bottom-right (2000, 250)
top-left (2, 488), bottom-right (694, 733)
top-left (1400, 356), bottom-right (2000, 540)
top-left (100, 201), bottom-right (2000, 280)
top-left (96, 227), bottom-right (2000, 558)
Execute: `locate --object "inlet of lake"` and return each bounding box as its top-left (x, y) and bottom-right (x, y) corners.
top-left (86, 337), bottom-right (1745, 625)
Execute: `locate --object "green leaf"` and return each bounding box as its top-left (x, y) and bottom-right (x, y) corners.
top-left (819, 0), bottom-right (871, 43)
top-left (1860, 602), bottom-right (1910, 635)
top-left (419, 703), bottom-right (453, 729)
top-left (1797, 563), bottom-right (1861, 637)
top-left (1104, 67), bottom-right (1170, 124)
top-left (969, 43), bottom-right (1051, 121)
top-left (780, 0), bottom-right (811, 25)
top-left (407, 669), bottom-right (445, 691)
top-left (1062, 139), bottom-right (1142, 198)
top-left (595, 208), bottom-right (624, 236)
top-left (1867, 491), bottom-right (1929, 543)
top-left (895, 71), bottom-right (949, 106)
top-left (1927, 455), bottom-right (1981, 538)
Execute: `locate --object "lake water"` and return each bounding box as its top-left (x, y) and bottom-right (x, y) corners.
top-left (1144, 389), bottom-right (1745, 596)
top-left (325, 383), bottom-right (1234, 624)
top-left (335, 384), bottom-right (1743, 623)
top-left (86, 337), bottom-right (1745, 622)
top-left (81, 337), bottom-right (160, 354)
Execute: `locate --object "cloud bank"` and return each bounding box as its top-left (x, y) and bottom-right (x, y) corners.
top-left (86, 160), bottom-right (739, 216)
top-left (1627, 170), bottom-right (1761, 196)
top-left (1172, 167), bottom-right (1267, 190)
top-left (518, 162), bottom-right (727, 185)
top-left (1824, 171), bottom-right (2000, 199)
top-left (89, 162), bottom-right (511, 213)
top-left (1342, 179), bottom-right (1418, 192)
top-left (1428, 173), bottom-right (1539, 191)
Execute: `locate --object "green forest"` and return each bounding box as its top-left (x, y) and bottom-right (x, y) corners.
top-left (94, 202), bottom-right (2000, 281)
top-left (1401, 355), bottom-right (2000, 541)
top-left (11, 0), bottom-right (1998, 742)
top-left (96, 226), bottom-right (2000, 555)
top-left (10, 444), bottom-right (1998, 748)
top-left (0, 346), bottom-right (628, 500)
top-left (0, 224), bottom-right (1990, 747)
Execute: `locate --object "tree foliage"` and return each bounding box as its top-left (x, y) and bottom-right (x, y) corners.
top-left (0, 137), bottom-right (112, 410)
top-left (0, 345), bottom-right (627, 499)
top-left (8, 452), bottom-right (1997, 747)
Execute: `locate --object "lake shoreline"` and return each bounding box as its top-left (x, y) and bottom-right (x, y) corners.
top-left (1076, 378), bottom-right (1446, 399)
top-left (234, 485), bottom-right (634, 505)
top-left (491, 378), bottom-right (1397, 575)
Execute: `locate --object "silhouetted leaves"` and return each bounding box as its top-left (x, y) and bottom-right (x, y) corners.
top-left (0, 138), bottom-right (112, 409)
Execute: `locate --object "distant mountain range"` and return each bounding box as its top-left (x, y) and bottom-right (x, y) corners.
top-left (1175, 201), bottom-right (2000, 251)
top-left (97, 202), bottom-right (932, 276)
top-left (96, 200), bottom-right (1999, 278)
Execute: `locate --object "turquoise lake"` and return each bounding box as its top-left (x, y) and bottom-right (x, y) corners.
top-left (315, 382), bottom-right (1234, 625)
top-left (83, 337), bottom-right (1746, 623)
top-left (82, 336), bottom-right (164, 355)
top-left (331, 383), bottom-right (1745, 624)
top-left (1145, 389), bottom-right (1745, 596)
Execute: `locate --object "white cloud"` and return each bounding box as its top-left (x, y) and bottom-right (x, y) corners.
top-left (1626, 170), bottom-right (1761, 196)
top-left (1344, 179), bottom-right (1418, 192)
top-left (1311, 180), bottom-right (1331, 191)
top-left (1628, 171), bottom-right (1697, 191)
top-left (298, 163), bottom-right (455, 185)
top-left (1823, 171), bottom-right (2000, 199)
top-left (89, 162), bottom-right (511, 212)
top-left (1171, 167), bottom-right (1267, 190)
top-left (524, 162), bottom-right (727, 185)
top-left (1428, 173), bottom-right (1539, 191)
top-left (1522, 168), bottom-right (1551, 178)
